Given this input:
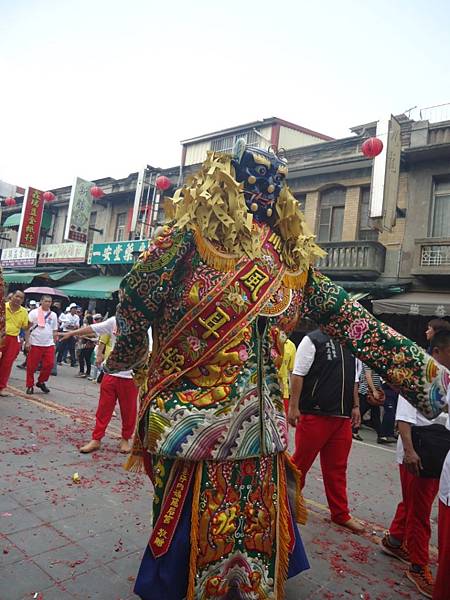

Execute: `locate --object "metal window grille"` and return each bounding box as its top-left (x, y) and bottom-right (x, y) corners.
top-left (210, 130), bottom-right (261, 154)
top-left (421, 245), bottom-right (450, 266)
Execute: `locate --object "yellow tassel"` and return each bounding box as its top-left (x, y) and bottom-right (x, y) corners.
top-left (193, 227), bottom-right (238, 272)
top-left (186, 462), bottom-right (202, 600)
top-left (123, 452), bottom-right (145, 473)
top-left (282, 269), bottom-right (308, 290)
top-left (276, 453), bottom-right (290, 600)
top-left (284, 453), bottom-right (308, 525)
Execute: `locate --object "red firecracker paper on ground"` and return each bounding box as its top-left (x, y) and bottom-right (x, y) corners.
top-left (17, 187), bottom-right (45, 250)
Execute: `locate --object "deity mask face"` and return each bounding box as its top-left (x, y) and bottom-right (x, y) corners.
top-left (232, 144), bottom-right (288, 222)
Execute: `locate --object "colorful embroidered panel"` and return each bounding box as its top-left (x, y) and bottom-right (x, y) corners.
top-left (302, 269), bottom-right (450, 418)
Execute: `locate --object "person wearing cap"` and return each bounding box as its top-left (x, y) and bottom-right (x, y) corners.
top-left (0, 290), bottom-right (30, 396)
top-left (56, 303), bottom-right (80, 367)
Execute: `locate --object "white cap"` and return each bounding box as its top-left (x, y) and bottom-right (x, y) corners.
top-left (29, 300), bottom-right (37, 306)
top-left (65, 306), bottom-right (71, 312)
top-left (68, 302), bottom-right (77, 309)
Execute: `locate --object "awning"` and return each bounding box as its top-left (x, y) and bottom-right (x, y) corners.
top-left (3, 271), bottom-right (46, 284)
top-left (2, 211), bottom-right (53, 230)
top-left (46, 269), bottom-right (79, 281)
top-left (57, 275), bottom-right (123, 299)
top-left (373, 292), bottom-right (450, 316)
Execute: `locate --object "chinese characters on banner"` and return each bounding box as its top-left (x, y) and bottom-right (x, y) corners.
top-left (38, 242), bottom-right (87, 264)
top-left (88, 240), bottom-right (150, 264)
top-left (17, 187), bottom-right (45, 250)
top-left (0, 247), bottom-right (37, 268)
top-left (65, 177), bottom-right (94, 243)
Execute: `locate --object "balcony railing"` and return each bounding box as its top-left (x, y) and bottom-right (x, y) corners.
top-left (413, 238), bottom-right (450, 275)
top-left (316, 241), bottom-right (386, 279)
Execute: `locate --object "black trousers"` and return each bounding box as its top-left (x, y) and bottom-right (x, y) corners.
top-left (57, 337), bottom-right (76, 365)
top-left (79, 347), bottom-right (94, 376)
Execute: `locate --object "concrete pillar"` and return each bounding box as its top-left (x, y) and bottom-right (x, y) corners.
top-left (341, 187), bottom-right (360, 241)
top-left (304, 191), bottom-right (319, 233)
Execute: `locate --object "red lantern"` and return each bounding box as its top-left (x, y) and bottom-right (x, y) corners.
top-left (361, 137), bottom-right (384, 158)
top-left (43, 191), bottom-right (55, 202)
top-left (4, 196), bottom-right (16, 207)
top-left (155, 175), bottom-right (171, 191)
top-left (90, 186), bottom-right (105, 198)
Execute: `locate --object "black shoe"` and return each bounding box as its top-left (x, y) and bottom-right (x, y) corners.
top-left (26, 387), bottom-right (34, 394)
top-left (377, 436), bottom-right (397, 444)
top-left (36, 382), bottom-right (50, 394)
top-left (352, 433), bottom-right (363, 441)
top-left (17, 363), bottom-right (27, 370)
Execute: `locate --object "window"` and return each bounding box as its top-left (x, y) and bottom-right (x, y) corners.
top-left (431, 181), bottom-right (450, 238)
top-left (358, 188), bottom-right (379, 241)
top-left (88, 212), bottom-right (97, 245)
top-left (114, 212), bottom-right (127, 241)
top-left (317, 187), bottom-right (345, 242)
top-left (210, 130), bottom-right (260, 153)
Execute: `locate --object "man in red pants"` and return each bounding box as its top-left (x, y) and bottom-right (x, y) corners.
top-left (0, 290), bottom-right (29, 396)
top-left (25, 295), bottom-right (58, 394)
top-left (288, 329), bottom-right (363, 533)
top-left (60, 315), bottom-right (142, 454)
top-left (434, 447), bottom-right (450, 600)
top-left (381, 330), bottom-right (450, 599)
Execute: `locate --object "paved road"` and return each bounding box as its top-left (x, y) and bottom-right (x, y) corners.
top-left (0, 360), bottom-right (433, 599)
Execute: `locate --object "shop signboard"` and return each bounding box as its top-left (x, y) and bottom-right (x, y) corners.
top-left (17, 187), bottom-right (45, 250)
top-left (38, 242), bottom-right (87, 264)
top-left (1, 247), bottom-right (37, 268)
top-left (64, 177), bottom-right (94, 243)
top-left (88, 239), bottom-right (150, 264)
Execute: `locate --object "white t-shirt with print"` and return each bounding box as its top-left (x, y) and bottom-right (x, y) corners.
top-left (28, 309), bottom-right (58, 347)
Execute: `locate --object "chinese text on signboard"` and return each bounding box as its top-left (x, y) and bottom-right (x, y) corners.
top-left (17, 187), bottom-right (45, 250)
top-left (65, 177), bottom-right (94, 243)
top-left (88, 240), bottom-right (150, 264)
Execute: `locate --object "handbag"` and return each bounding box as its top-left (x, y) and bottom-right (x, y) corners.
top-left (411, 423), bottom-right (450, 478)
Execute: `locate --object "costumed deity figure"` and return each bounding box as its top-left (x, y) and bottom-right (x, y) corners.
top-left (106, 143), bottom-right (449, 600)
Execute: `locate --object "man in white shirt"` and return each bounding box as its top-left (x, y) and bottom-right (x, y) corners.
top-left (289, 330), bottom-right (363, 533)
top-left (56, 303), bottom-right (80, 366)
top-left (381, 329), bottom-right (450, 599)
top-left (60, 316), bottom-right (149, 454)
top-left (24, 295), bottom-right (58, 394)
top-left (432, 333), bottom-right (450, 600)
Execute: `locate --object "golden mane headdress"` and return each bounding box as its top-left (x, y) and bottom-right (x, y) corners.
top-left (165, 151), bottom-right (324, 283)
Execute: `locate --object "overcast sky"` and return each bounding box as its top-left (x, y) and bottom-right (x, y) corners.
top-left (1, 0), bottom-right (450, 190)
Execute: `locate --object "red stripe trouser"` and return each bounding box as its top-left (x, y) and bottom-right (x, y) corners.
top-left (26, 345), bottom-right (55, 388)
top-left (433, 500), bottom-right (450, 600)
top-left (293, 414), bottom-right (352, 524)
top-left (0, 335), bottom-right (20, 390)
top-left (92, 374), bottom-right (138, 441)
top-left (389, 463), bottom-right (439, 566)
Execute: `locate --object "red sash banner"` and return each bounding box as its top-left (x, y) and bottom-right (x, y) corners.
top-left (149, 461), bottom-right (195, 558)
top-left (138, 227), bottom-right (286, 420)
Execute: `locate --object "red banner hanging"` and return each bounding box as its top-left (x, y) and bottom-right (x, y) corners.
top-left (17, 187), bottom-right (45, 250)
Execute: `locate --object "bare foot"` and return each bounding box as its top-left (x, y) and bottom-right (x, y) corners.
top-left (338, 517), bottom-right (365, 534)
top-left (80, 439), bottom-right (101, 454)
top-left (0, 390), bottom-right (11, 397)
top-left (119, 439), bottom-right (131, 453)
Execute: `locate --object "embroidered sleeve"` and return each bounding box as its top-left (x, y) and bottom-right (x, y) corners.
top-left (301, 268), bottom-right (449, 418)
top-left (106, 227), bottom-right (193, 373)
